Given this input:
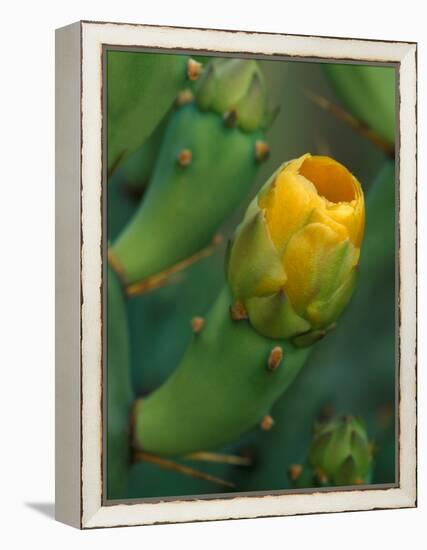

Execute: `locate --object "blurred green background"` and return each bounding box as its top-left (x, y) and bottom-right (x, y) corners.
top-left (107, 52), bottom-right (396, 499)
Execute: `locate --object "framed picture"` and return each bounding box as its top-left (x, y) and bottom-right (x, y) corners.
top-left (55, 20), bottom-right (417, 529)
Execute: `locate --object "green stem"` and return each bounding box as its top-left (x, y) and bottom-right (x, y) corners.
top-left (133, 286), bottom-right (310, 457)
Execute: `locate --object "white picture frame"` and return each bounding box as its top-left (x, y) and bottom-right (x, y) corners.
top-left (55, 20), bottom-right (417, 529)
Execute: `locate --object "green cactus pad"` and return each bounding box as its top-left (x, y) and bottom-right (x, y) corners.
top-left (111, 102), bottom-right (265, 284)
top-left (107, 51), bottom-right (190, 174)
top-left (107, 110), bottom-right (169, 241)
top-left (128, 252), bottom-right (224, 396)
top-left (133, 286), bottom-right (310, 456)
top-left (119, 109), bottom-right (170, 191)
top-left (325, 64), bottom-right (396, 146)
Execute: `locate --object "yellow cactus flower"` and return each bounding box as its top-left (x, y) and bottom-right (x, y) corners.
top-left (227, 153), bottom-right (365, 345)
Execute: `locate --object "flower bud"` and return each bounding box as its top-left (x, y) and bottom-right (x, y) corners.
top-left (308, 416), bottom-right (373, 486)
top-left (227, 154), bottom-right (365, 345)
top-left (195, 58), bottom-right (269, 132)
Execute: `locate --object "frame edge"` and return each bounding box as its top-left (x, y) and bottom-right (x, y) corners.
top-left (55, 21), bottom-right (82, 529)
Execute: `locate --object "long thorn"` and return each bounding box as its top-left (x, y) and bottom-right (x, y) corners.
top-left (133, 451), bottom-right (235, 488)
top-left (184, 451), bottom-right (253, 466)
top-left (306, 90), bottom-right (395, 158)
top-left (126, 233), bottom-right (223, 297)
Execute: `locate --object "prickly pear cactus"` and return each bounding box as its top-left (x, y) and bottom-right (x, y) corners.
top-left (107, 108), bottom-right (170, 242)
top-left (131, 153), bottom-right (365, 457)
top-left (127, 251), bottom-right (225, 397)
top-left (325, 63), bottom-right (396, 146)
top-left (107, 51), bottom-right (201, 174)
top-left (132, 286), bottom-right (311, 456)
top-left (106, 54), bottom-right (397, 499)
top-left (118, 110), bottom-right (171, 192)
top-left (110, 58), bottom-right (271, 287)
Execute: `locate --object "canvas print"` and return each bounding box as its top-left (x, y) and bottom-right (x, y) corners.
top-left (105, 50), bottom-right (396, 501)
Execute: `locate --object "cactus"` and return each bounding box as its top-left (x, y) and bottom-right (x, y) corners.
top-left (289, 416), bottom-right (374, 487)
top-left (127, 252), bottom-right (224, 396)
top-left (131, 154), bottom-right (365, 457)
top-left (324, 64), bottom-right (396, 146)
top-left (107, 57), bottom-right (272, 494)
top-left (107, 51), bottom-right (201, 174)
top-left (107, 88), bottom-right (203, 241)
top-left (105, 54), bottom-right (396, 497)
top-left (107, 108), bottom-right (170, 241)
top-left (118, 109), bottom-right (170, 192)
top-left (109, 58), bottom-right (270, 288)
top-left (132, 286), bottom-right (310, 456)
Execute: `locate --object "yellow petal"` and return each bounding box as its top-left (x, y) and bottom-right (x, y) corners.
top-left (259, 153), bottom-right (365, 253)
top-left (325, 203), bottom-right (355, 237)
top-left (308, 207), bottom-right (350, 242)
top-left (259, 160), bottom-right (321, 254)
top-left (282, 222), bottom-right (345, 315)
top-left (299, 155), bottom-right (360, 203)
top-left (352, 198), bottom-right (365, 248)
top-left (299, 155), bottom-right (365, 247)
